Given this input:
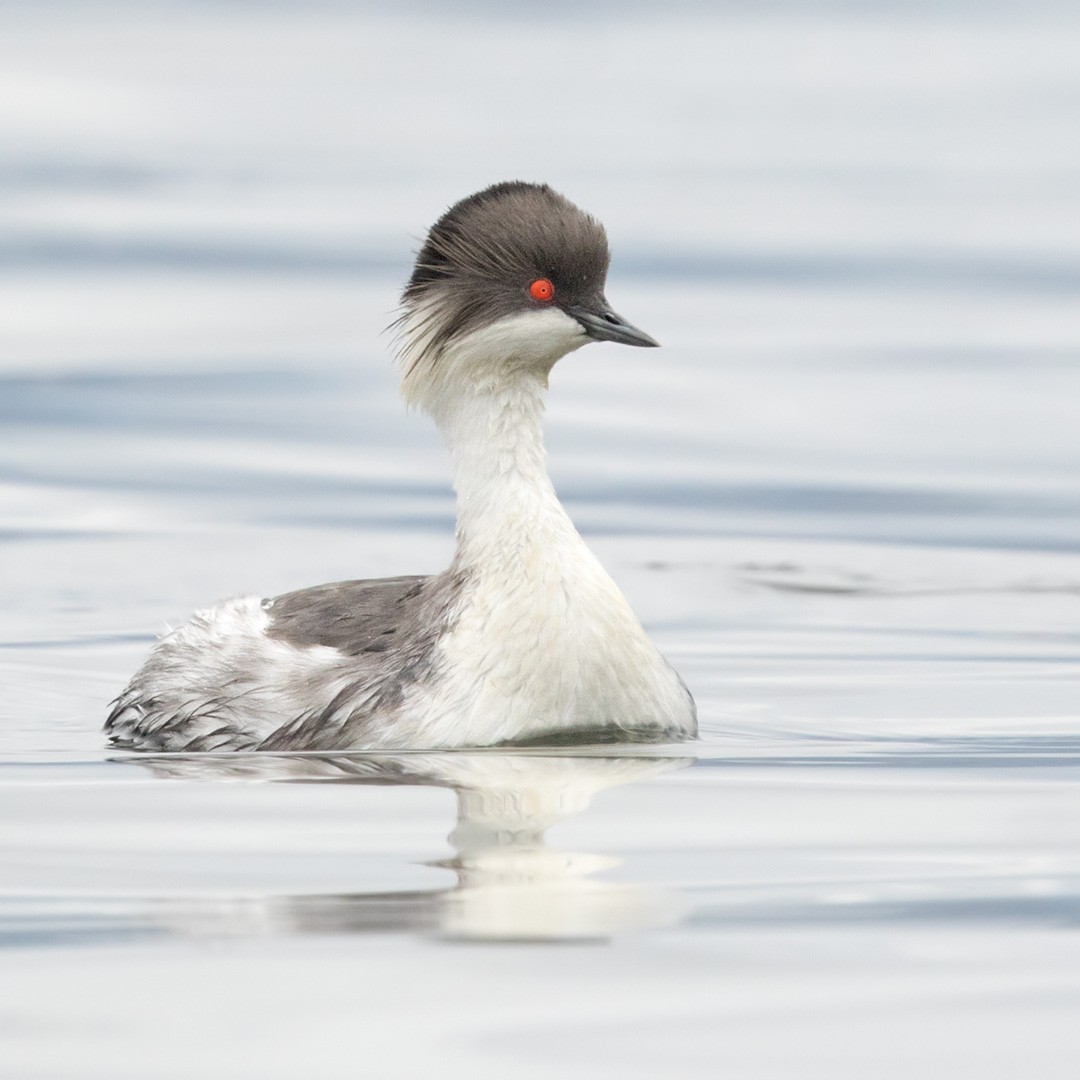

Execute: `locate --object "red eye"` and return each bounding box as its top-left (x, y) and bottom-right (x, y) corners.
top-left (529, 278), bottom-right (555, 302)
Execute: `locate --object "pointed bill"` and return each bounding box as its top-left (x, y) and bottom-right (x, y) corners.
top-left (568, 301), bottom-right (660, 348)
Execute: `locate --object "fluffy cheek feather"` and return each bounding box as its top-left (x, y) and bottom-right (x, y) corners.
top-left (397, 301), bottom-right (588, 414)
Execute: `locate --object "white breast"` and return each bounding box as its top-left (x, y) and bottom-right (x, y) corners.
top-left (403, 522), bottom-right (692, 746)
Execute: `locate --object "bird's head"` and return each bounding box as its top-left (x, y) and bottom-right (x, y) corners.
top-left (394, 181), bottom-right (657, 412)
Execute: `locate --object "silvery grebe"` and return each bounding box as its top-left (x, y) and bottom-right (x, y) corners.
top-left (106, 181), bottom-right (697, 751)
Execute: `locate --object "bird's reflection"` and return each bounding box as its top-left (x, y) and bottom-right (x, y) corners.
top-left (123, 749), bottom-right (692, 942)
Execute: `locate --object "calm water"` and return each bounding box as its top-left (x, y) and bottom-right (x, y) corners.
top-left (2, 3), bottom-right (1079, 1077)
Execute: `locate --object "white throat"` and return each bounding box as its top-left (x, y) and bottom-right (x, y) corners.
top-left (443, 373), bottom-right (564, 561)
top-left (398, 304), bottom-right (590, 567)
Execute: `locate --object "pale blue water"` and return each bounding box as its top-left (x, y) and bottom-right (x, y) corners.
top-left (1, 3), bottom-right (1079, 1077)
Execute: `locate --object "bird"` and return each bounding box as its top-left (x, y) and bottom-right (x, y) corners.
top-left (105, 181), bottom-right (697, 752)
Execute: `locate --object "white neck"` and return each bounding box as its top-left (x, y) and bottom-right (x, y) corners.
top-left (436, 373), bottom-right (575, 566)
top-left (398, 304), bottom-right (591, 570)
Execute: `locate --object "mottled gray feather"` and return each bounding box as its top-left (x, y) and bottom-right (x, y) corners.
top-left (257, 570), bottom-right (468, 752)
top-left (265, 575), bottom-right (428, 655)
top-left (105, 569), bottom-right (469, 753)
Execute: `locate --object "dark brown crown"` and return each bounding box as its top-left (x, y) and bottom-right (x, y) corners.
top-left (403, 182), bottom-right (611, 342)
